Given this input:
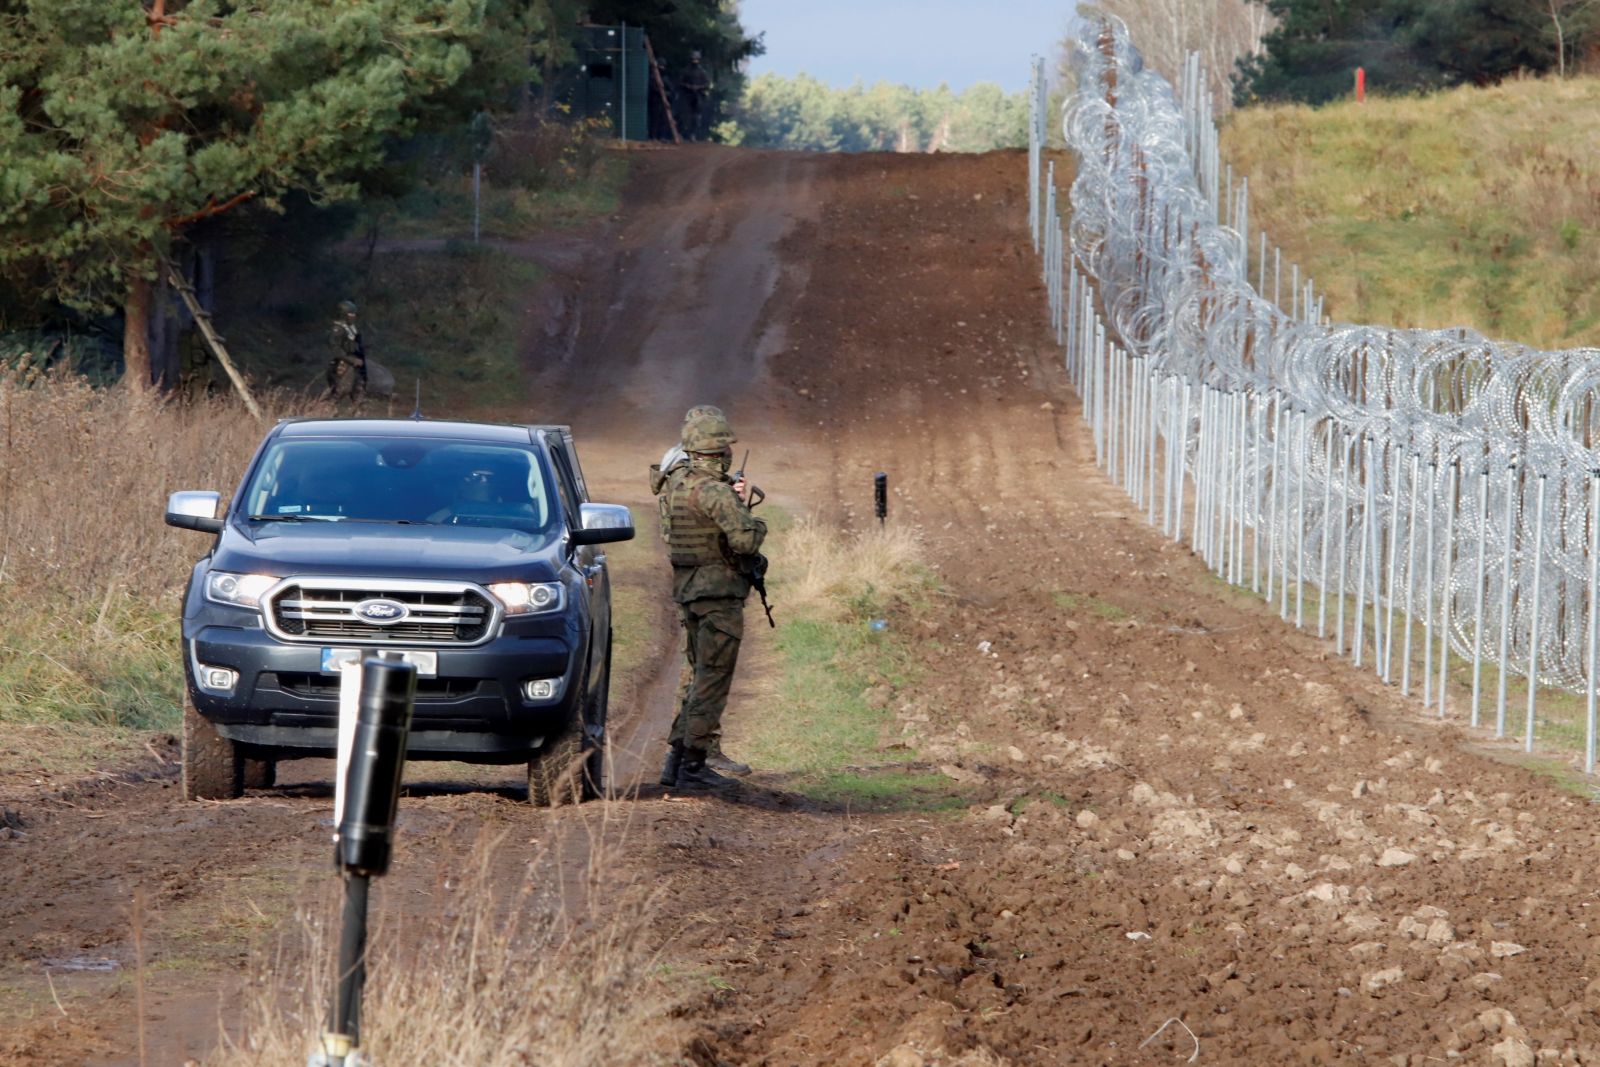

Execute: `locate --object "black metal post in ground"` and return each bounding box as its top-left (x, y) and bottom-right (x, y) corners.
top-left (875, 471), bottom-right (889, 527)
top-left (314, 652), bottom-right (416, 1067)
top-left (333, 872), bottom-right (370, 1046)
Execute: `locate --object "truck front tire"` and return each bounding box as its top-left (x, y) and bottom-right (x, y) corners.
top-left (181, 689), bottom-right (243, 800)
top-left (528, 729), bottom-right (584, 808)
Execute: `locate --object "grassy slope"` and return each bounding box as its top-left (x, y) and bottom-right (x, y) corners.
top-left (223, 154), bottom-right (627, 414)
top-left (1225, 76), bottom-right (1600, 347)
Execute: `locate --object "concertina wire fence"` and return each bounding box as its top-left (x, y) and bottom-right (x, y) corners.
top-left (1028, 19), bottom-right (1600, 772)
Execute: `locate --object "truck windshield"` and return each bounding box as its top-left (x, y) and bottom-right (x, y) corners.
top-left (239, 437), bottom-right (558, 536)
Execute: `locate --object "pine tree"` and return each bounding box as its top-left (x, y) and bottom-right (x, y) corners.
top-left (1235, 0), bottom-right (1434, 105)
top-left (1237, 0), bottom-right (1585, 105)
top-left (0, 0), bottom-right (486, 388)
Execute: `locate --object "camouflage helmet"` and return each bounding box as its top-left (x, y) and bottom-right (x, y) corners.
top-left (682, 410), bottom-right (735, 453)
top-left (338, 299), bottom-right (358, 315)
top-left (681, 403), bottom-right (723, 429)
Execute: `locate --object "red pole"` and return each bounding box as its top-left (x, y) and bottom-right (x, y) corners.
top-left (1356, 67), bottom-right (1366, 104)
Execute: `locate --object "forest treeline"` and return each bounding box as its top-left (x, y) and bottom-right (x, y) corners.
top-left (724, 74), bottom-right (1028, 153)
top-left (1096, 0), bottom-right (1600, 112)
top-left (1240, 0), bottom-right (1600, 104)
top-left (1099, 0), bottom-right (1600, 110)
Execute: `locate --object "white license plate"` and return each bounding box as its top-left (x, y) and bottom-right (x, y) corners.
top-left (320, 648), bottom-right (438, 678)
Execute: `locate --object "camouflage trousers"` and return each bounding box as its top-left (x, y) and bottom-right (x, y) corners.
top-left (673, 632), bottom-right (730, 755)
top-left (668, 597), bottom-right (744, 753)
top-left (326, 358), bottom-right (367, 409)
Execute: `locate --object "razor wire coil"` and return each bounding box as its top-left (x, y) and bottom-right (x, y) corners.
top-left (1034, 22), bottom-right (1600, 740)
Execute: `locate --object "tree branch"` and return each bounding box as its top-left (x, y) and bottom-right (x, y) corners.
top-left (166, 190), bottom-right (257, 228)
top-left (147, 0), bottom-right (175, 34)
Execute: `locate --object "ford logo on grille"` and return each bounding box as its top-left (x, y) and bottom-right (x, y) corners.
top-left (354, 598), bottom-right (409, 625)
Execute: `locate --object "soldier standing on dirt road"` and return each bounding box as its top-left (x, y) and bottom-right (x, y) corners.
top-left (326, 299), bottom-right (367, 411)
top-left (678, 51), bottom-right (712, 141)
top-left (651, 405), bottom-right (755, 778)
top-left (657, 408), bottom-right (767, 791)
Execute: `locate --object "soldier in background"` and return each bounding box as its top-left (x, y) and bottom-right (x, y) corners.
top-left (652, 405), bottom-right (754, 778)
top-left (678, 51), bottom-right (712, 141)
top-left (326, 299), bottom-right (367, 412)
top-left (176, 325), bottom-right (217, 403)
top-left (658, 408), bottom-right (766, 791)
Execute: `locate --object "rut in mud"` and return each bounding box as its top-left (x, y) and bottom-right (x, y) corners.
top-left (7, 146), bottom-right (1600, 1066)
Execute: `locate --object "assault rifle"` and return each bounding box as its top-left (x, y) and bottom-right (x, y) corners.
top-left (746, 553), bottom-right (776, 628)
top-left (732, 451), bottom-right (774, 627)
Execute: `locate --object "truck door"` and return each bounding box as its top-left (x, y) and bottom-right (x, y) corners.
top-left (546, 436), bottom-right (611, 694)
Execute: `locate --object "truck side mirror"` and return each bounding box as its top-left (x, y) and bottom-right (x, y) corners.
top-left (572, 503), bottom-right (634, 546)
top-left (165, 490), bottom-right (224, 534)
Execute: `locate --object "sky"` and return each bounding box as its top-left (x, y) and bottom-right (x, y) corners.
top-left (739, 0), bottom-right (1078, 93)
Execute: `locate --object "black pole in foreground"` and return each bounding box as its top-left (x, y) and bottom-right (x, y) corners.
top-left (316, 652), bottom-right (416, 1067)
top-left (874, 471), bottom-right (889, 527)
top-left (333, 873), bottom-right (371, 1047)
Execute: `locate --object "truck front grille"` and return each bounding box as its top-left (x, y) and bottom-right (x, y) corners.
top-left (262, 578), bottom-right (500, 646)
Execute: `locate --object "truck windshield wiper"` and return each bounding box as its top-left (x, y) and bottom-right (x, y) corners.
top-left (246, 513), bottom-right (344, 522)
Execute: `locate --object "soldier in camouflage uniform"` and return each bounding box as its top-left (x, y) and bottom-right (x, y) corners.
top-left (658, 409), bottom-right (767, 791)
top-left (651, 405), bottom-right (753, 777)
top-left (176, 325), bottom-right (217, 403)
top-left (326, 299), bottom-right (367, 412)
top-left (678, 51), bottom-right (713, 142)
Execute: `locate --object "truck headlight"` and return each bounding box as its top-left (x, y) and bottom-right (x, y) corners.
top-left (206, 572), bottom-right (276, 608)
top-left (488, 582), bottom-right (563, 616)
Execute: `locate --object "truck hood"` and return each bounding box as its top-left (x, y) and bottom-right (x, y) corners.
top-left (214, 521), bottom-right (564, 583)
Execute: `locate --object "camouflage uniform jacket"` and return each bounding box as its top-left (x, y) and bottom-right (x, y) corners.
top-left (664, 456), bottom-right (766, 603)
top-left (680, 65), bottom-right (711, 97)
top-left (330, 321), bottom-right (364, 366)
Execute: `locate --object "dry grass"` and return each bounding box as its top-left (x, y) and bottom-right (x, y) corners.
top-left (0, 363), bottom-right (294, 600)
top-left (1226, 75), bottom-right (1600, 346)
top-left (732, 515), bottom-right (937, 781)
top-left (0, 365), bottom-right (299, 754)
top-left (773, 515), bottom-right (931, 621)
top-left (214, 826), bottom-right (685, 1066)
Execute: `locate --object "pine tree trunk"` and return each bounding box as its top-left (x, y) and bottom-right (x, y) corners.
top-left (123, 274), bottom-right (153, 391)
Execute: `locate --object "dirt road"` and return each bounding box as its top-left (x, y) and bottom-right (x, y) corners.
top-left (8, 145), bottom-right (1600, 1065)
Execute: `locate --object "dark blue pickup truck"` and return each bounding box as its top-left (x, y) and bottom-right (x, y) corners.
top-left (163, 418), bottom-right (634, 805)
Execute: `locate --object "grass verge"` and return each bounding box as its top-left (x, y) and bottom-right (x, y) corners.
top-left (376, 150), bottom-right (627, 240)
top-left (0, 592), bottom-right (182, 782)
top-left (0, 370), bottom-right (289, 782)
top-left (220, 147), bottom-right (628, 415)
top-left (1225, 76), bottom-right (1600, 347)
top-left (729, 512), bottom-right (956, 811)
top-left (227, 242), bottom-right (544, 416)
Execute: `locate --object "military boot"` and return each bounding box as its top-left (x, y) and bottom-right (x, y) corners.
top-left (675, 749), bottom-right (739, 792)
top-left (706, 738), bottom-right (751, 777)
top-left (660, 742), bottom-right (684, 787)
